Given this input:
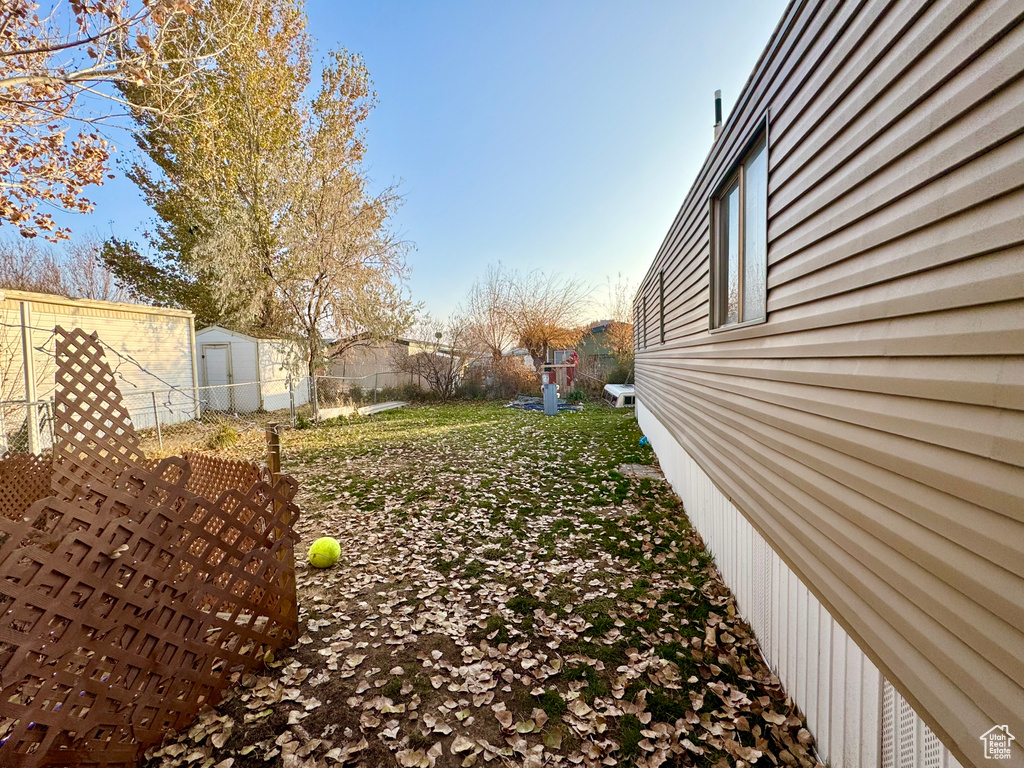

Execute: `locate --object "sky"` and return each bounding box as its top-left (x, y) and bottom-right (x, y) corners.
top-left (55, 0), bottom-right (789, 319)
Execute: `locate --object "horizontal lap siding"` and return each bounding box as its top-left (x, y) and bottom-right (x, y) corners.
top-left (634, 1), bottom-right (1024, 766)
top-left (0, 295), bottom-right (196, 431)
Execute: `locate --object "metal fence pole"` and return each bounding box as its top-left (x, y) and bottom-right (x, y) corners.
top-left (151, 392), bottom-right (164, 451)
top-left (310, 374), bottom-right (319, 422)
top-left (374, 372), bottom-right (378, 404)
top-left (288, 374), bottom-right (296, 426)
top-left (46, 399), bottom-right (55, 448)
top-left (266, 422), bottom-right (281, 479)
top-left (19, 302), bottom-right (40, 454)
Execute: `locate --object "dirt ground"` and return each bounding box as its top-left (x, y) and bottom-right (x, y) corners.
top-left (143, 403), bottom-right (822, 768)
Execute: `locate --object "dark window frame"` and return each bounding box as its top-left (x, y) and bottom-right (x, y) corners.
top-left (709, 113), bottom-right (770, 333)
top-left (658, 270), bottom-right (665, 344)
top-left (642, 293), bottom-right (648, 349)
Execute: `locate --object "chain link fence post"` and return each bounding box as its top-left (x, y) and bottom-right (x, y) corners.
top-left (19, 302), bottom-right (40, 454)
top-left (288, 374), bottom-right (296, 426)
top-left (151, 391), bottom-right (164, 451)
top-left (310, 373), bottom-right (319, 422)
top-left (46, 399), bottom-right (55, 449)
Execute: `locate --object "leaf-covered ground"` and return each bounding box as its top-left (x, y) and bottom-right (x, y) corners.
top-left (144, 404), bottom-right (822, 768)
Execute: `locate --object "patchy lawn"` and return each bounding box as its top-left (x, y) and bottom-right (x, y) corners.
top-left (144, 403), bottom-right (821, 768)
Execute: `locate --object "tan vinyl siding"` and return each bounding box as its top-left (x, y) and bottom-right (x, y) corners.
top-left (634, 1), bottom-right (1024, 766)
top-left (0, 290), bottom-right (195, 400)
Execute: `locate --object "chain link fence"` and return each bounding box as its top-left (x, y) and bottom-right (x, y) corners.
top-left (313, 371), bottom-right (416, 414)
top-left (1, 370), bottom-right (425, 474)
top-left (0, 399), bottom-right (55, 454)
top-left (1, 376), bottom-right (321, 464)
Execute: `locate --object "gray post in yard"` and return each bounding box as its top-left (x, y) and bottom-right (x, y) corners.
top-left (542, 368), bottom-right (558, 416)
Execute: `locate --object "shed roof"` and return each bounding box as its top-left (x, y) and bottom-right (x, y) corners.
top-left (0, 289), bottom-right (194, 319)
top-left (195, 325), bottom-right (297, 343)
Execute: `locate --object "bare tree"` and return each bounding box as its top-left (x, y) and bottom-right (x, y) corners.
top-left (0, 237), bottom-right (61, 292)
top-left (62, 237), bottom-right (131, 302)
top-left (603, 273), bottom-right (635, 367)
top-left (507, 269), bottom-right (590, 378)
top-left (400, 315), bottom-right (480, 404)
top-left (464, 263), bottom-right (515, 366)
top-left (0, 0), bottom-right (251, 240)
top-left (256, 51), bottom-right (414, 378)
top-left (0, 235), bottom-right (128, 301)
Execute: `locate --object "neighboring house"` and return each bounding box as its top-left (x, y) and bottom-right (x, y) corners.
top-left (328, 338), bottom-right (416, 391)
top-left (634, 3), bottom-right (1023, 768)
top-left (577, 321), bottom-right (621, 380)
top-left (195, 326), bottom-right (308, 413)
top-left (0, 289), bottom-right (197, 450)
top-left (328, 336), bottom-right (478, 393)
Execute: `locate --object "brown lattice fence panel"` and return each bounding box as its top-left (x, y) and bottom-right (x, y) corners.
top-left (0, 328), bottom-right (300, 768)
top-left (50, 328), bottom-right (148, 502)
top-left (0, 452), bottom-right (52, 520)
top-left (182, 450), bottom-right (270, 503)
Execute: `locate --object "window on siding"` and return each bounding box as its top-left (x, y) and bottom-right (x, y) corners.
top-left (710, 130), bottom-right (768, 330)
top-left (642, 293), bottom-right (648, 348)
top-left (658, 270), bottom-right (665, 343)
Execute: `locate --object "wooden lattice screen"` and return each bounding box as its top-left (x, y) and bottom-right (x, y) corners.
top-left (0, 328), bottom-right (300, 768)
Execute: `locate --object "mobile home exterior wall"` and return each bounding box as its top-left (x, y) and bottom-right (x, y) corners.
top-left (0, 289), bottom-right (197, 438)
top-left (634, 2), bottom-right (1024, 767)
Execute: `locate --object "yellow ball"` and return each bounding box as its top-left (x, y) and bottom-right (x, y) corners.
top-left (308, 537), bottom-right (341, 568)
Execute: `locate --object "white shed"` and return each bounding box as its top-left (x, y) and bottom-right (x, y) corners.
top-left (194, 326), bottom-right (309, 414)
top-left (0, 289), bottom-right (198, 452)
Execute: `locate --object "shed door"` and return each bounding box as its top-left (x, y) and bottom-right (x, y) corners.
top-left (201, 343), bottom-right (233, 411)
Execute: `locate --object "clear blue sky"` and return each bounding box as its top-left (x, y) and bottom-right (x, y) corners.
top-left (62, 0), bottom-right (789, 318)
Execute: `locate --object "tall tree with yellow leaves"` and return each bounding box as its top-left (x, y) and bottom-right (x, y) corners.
top-left (107, 0), bottom-right (413, 373)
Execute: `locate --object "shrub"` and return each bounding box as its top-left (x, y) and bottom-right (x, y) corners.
top-left (206, 423), bottom-right (238, 450)
top-left (348, 385), bottom-right (364, 404)
top-left (566, 390), bottom-right (586, 404)
top-left (491, 358), bottom-right (539, 399)
top-left (456, 380), bottom-right (487, 400)
top-left (295, 414), bottom-right (312, 430)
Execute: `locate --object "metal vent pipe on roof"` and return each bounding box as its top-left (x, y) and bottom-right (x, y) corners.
top-left (714, 89), bottom-right (723, 140)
